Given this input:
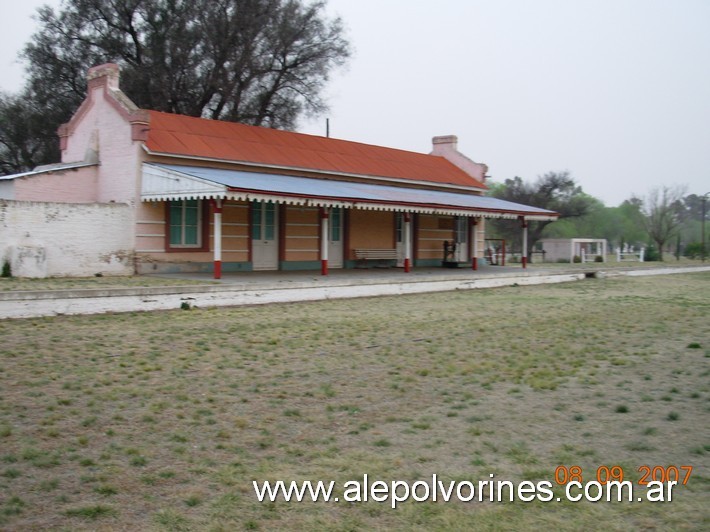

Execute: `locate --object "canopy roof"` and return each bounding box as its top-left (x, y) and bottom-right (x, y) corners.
top-left (142, 163), bottom-right (558, 220)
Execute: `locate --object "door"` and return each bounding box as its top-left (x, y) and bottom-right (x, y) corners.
top-left (454, 216), bottom-right (469, 263)
top-left (327, 208), bottom-right (344, 268)
top-left (251, 201), bottom-right (278, 270)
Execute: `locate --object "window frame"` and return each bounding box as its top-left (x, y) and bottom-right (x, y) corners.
top-left (165, 199), bottom-right (210, 252)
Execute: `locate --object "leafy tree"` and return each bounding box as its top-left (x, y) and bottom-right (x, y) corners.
top-left (639, 186), bottom-right (687, 261)
top-left (488, 171), bottom-right (594, 260)
top-left (538, 196), bottom-right (648, 253)
top-left (1, 0), bottom-right (350, 174)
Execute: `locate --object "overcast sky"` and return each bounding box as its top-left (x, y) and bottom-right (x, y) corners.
top-left (2, 0), bottom-right (708, 206)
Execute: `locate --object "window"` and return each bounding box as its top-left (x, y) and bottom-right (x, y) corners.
top-left (330, 208), bottom-right (342, 242)
top-left (168, 199), bottom-right (202, 248)
top-left (251, 201), bottom-right (276, 241)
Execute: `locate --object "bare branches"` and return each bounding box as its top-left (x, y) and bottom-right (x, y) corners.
top-left (640, 185), bottom-right (687, 260)
top-left (1, 0), bottom-right (350, 173)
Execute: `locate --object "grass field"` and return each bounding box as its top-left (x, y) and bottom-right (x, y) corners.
top-left (0, 272), bottom-right (708, 530)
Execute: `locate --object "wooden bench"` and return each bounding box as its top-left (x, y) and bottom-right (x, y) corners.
top-left (354, 248), bottom-right (398, 268)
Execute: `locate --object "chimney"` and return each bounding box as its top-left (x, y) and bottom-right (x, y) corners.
top-left (430, 134), bottom-right (489, 186)
top-left (87, 63), bottom-right (121, 91)
top-left (431, 135), bottom-right (458, 156)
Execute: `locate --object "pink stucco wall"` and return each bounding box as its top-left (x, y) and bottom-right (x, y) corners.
top-left (13, 167), bottom-right (98, 203)
top-left (431, 135), bottom-right (488, 188)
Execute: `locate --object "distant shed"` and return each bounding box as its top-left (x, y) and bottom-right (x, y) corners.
top-left (539, 238), bottom-right (607, 263)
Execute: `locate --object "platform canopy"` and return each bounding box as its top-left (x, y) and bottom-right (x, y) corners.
top-left (141, 163), bottom-right (558, 221)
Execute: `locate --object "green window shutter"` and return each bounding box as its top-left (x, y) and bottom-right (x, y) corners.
top-left (184, 200), bottom-right (199, 245)
top-left (169, 202), bottom-right (184, 245)
top-left (331, 208), bottom-right (341, 241)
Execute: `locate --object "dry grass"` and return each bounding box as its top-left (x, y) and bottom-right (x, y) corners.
top-left (526, 256), bottom-right (703, 269)
top-left (0, 272), bottom-right (708, 530)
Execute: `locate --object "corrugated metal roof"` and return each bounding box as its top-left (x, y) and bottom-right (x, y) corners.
top-left (0, 162), bottom-right (97, 181)
top-left (143, 163), bottom-right (558, 220)
top-left (144, 111), bottom-right (487, 190)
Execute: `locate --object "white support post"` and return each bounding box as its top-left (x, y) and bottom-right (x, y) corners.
top-left (320, 208), bottom-right (329, 276)
top-left (213, 199), bottom-right (223, 279)
top-left (404, 212), bottom-right (412, 273)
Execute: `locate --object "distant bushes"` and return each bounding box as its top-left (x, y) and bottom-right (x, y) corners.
top-left (683, 242), bottom-right (705, 259)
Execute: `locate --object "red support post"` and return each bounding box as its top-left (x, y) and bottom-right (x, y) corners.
top-left (471, 218), bottom-right (478, 270)
top-left (404, 212), bottom-right (412, 273)
top-left (320, 208), bottom-right (329, 276)
top-left (212, 199), bottom-right (223, 279)
top-left (520, 217), bottom-right (528, 269)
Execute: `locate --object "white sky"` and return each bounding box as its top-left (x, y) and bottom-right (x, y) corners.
top-left (1, 0), bottom-right (708, 206)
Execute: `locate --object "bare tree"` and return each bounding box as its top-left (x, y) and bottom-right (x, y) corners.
top-left (1, 0), bottom-right (350, 174)
top-left (640, 185), bottom-right (687, 260)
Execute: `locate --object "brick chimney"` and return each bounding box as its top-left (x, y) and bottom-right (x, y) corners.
top-left (431, 135), bottom-right (459, 155)
top-left (87, 63), bottom-right (121, 90)
top-left (430, 135), bottom-right (488, 187)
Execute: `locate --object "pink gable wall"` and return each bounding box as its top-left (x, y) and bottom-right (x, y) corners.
top-left (58, 64), bottom-right (149, 205)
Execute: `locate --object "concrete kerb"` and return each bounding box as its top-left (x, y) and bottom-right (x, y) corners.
top-left (1, 265), bottom-right (708, 320)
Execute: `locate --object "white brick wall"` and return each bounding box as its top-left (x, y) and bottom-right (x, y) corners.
top-left (0, 199), bottom-right (135, 278)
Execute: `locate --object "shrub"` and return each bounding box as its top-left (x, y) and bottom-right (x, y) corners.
top-left (1, 260), bottom-right (11, 278)
top-left (684, 242), bottom-right (704, 259)
top-left (594, 255), bottom-right (604, 262)
top-left (573, 255), bottom-right (581, 263)
top-left (644, 245), bottom-right (660, 261)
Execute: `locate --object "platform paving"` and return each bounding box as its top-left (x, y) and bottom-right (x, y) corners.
top-left (1, 264), bottom-right (708, 320)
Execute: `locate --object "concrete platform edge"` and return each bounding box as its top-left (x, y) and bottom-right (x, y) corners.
top-left (1, 266), bottom-right (708, 320)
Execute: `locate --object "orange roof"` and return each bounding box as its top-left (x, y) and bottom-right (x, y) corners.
top-left (144, 111), bottom-right (486, 189)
